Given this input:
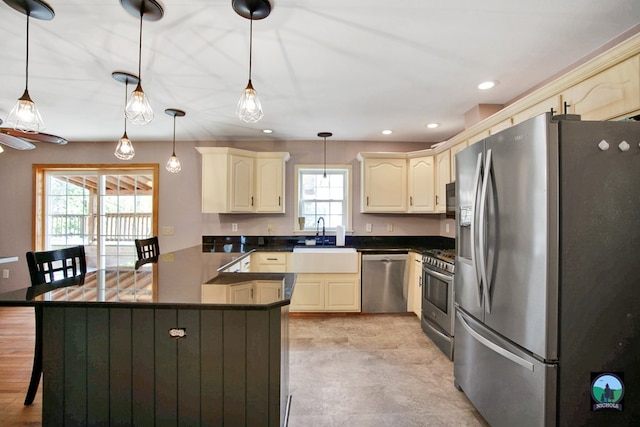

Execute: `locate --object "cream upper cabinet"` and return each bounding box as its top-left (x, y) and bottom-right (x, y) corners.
top-left (489, 118), bottom-right (513, 135)
top-left (407, 155), bottom-right (434, 213)
top-left (449, 141), bottom-right (468, 182)
top-left (229, 154), bottom-right (255, 212)
top-left (357, 153), bottom-right (407, 212)
top-left (512, 95), bottom-right (562, 125)
top-left (196, 147), bottom-right (289, 214)
top-left (255, 155), bottom-right (286, 213)
top-left (562, 55), bottom-right (640, 120)
top-left (434, 150), bottom-right (451, 213)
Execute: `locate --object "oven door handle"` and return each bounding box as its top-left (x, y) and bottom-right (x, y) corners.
top-left (422, 267), bottom-right (453, 284)
top-left (422, 318), bottom-right (452, 342)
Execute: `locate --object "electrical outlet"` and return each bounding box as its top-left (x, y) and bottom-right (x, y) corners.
top-left (445, 223), bottom-right (450, 233)
top-left (231, 223), bottom-right (238, 232)
top-left (2, 269), bottom-right (8, 279)
top-left (161, 226), bottom-right (174, 235)
top-left (366, 223), bottom-right (372, 232)
top-left (387, 223), bottom-right (393, 232)
top-left (267, 224), bottom-right (274, 232)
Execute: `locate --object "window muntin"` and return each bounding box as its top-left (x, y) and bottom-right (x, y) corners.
top-left (296, 165), bottom-right (351, 232)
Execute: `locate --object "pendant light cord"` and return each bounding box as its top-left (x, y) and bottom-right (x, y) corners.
top-left (172, 116), bottom-right (177, 156)
top-left (323, 137), bottom-right (327, 178)
top-left (25, 14), bottom-right (30, 91)
top-left (123, 81), bottom-right (129, 133)
top-left (137, 12), bottom-right (143, 81)
top-left (248, 12), bottom-right (253, 81)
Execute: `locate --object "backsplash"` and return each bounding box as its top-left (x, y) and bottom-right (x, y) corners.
top-left (202, 235), bottom-right (454, 253)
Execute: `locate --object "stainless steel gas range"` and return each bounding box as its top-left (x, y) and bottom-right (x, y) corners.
top-left (421, 249), bottom-right (455, 360)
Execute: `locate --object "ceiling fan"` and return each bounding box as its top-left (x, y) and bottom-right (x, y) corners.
top-left (0, 119), bottom-right (68, 151)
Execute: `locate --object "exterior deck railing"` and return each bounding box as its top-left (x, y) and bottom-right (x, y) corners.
top-left (49, 213), bottom-right (153, 242)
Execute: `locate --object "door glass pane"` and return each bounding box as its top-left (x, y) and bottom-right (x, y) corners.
top-left (44, 170), bottom-right (154, 269)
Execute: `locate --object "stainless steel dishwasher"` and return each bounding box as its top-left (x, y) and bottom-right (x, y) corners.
top-left (361, 251), bottom-right (409, 313)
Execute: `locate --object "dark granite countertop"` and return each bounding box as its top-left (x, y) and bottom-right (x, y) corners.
top-left (0, 246), bottom-right (295, 310)
top-left (203, 235), bottom-right (454, 254)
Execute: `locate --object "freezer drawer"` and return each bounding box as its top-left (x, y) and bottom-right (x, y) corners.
top-left (454, 309), bottom-right (557, 427)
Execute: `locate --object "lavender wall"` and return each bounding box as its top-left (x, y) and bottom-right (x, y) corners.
top-left (0, 138), bottom-right (448, 292)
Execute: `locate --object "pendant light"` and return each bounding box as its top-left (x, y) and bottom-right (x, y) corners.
top-left (233, 0), bottom-right (271, 123)
top-left (3, 0), bottom-right (54, 133)
top-left (112, 71), bottom-right (139, 160)
top-left (318, 132), bottom-right (332, 178)
top-left (165, 108), bottom-right (185, 173)
top-left (120, 0), bottom-right (164, 125)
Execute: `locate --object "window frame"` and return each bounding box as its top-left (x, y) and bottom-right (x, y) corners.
top-left (294, 164), bottom-right (352, 233)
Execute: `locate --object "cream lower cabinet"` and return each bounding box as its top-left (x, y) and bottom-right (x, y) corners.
top-left (196, 147), bottom-right (290, 214)
top-left (254, 280), bottom-right (283, 303)
top-left (230, 282), bottom-right (254, 304)
top-left (407, 252), bottom-right (423, 318)
top-left (290, 273), bottom-right (360, 312)
top-left (250, 252), bottom-right (288, 272)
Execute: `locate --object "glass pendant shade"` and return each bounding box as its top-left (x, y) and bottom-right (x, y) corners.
top-left (6, 90), bottom-right (45, 133)
top-left (164, 107), bottom-right (185, 173)
top-left (166, 154), bottom-right (181, 173)
top-left (114, 132), bottom-right (135, 160)
top-left (125, 83), bottom-right (154, 125)
top-left (236, 80), bottom-right (263, 123)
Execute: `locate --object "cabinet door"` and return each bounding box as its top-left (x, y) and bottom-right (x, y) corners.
top-left (562, 55), bottom-right (640, 120)
top-left (230, 283), bottom-right (253, 304)
top-left (361, 158), bottom-right (407, 212)
top-left (229, 154), bottom-right (254, 212)
top-left (290, 275), bottom-right (324, 312)
top-left (255, 157), bottom-right (285, 213)
top-left (407, 156), bottom-right (434, 213)
top-left (412, 255), bottom-right (423, 318)
top-left (407, 252), bottom-right (422, 318)
top-left (435, 151), bottom-right (451, 212)
top-left (255, 280), bottom-right (282, 304)
top-left (325, 275), bottom-right (360, 312)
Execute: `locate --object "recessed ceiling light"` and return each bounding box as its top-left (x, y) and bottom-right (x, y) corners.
top-left (426, 123), bottom-right (439, 129)
top-left (382, 129), bottom-right (393, 135)
top-left (262, 129), bottom-right (273, 134)
top-left (478, 81), bottom-right (497, 90)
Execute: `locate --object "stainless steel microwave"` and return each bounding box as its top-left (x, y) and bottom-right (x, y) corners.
top-left (445, 182), bottom-right (455, 218)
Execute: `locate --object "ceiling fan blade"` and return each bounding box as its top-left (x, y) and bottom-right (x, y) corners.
top-left (0, 133), bottom-right (36, 150)
top-left (0, 128), bottom-right (68, 145)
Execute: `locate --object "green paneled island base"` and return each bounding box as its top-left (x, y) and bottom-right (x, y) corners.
top-left (0, 246), bottom-right (295, 427)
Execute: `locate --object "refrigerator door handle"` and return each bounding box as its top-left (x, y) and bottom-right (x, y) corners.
top-left (479, 148), bottom-right (492, 313)
top-left (470, 152), bottom-right (483, 308)
top-left (457, 311), bottom-right (534, 372)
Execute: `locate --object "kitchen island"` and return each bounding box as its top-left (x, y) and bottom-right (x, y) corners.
top-left (0, 246), bottom-right (295, 427)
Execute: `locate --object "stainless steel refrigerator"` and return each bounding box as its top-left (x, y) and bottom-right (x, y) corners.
top-left (454, 112), bottom-right (640, 427)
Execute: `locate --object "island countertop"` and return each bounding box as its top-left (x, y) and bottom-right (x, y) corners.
top-left (0, 245), bottom-right (295, 309)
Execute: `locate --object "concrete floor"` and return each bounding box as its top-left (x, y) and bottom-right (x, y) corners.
top-left (288, 314), bottom-right (490, 427)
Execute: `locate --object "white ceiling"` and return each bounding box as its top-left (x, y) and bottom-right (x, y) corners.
top-left (1, 0), bottom-right (640, 146)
